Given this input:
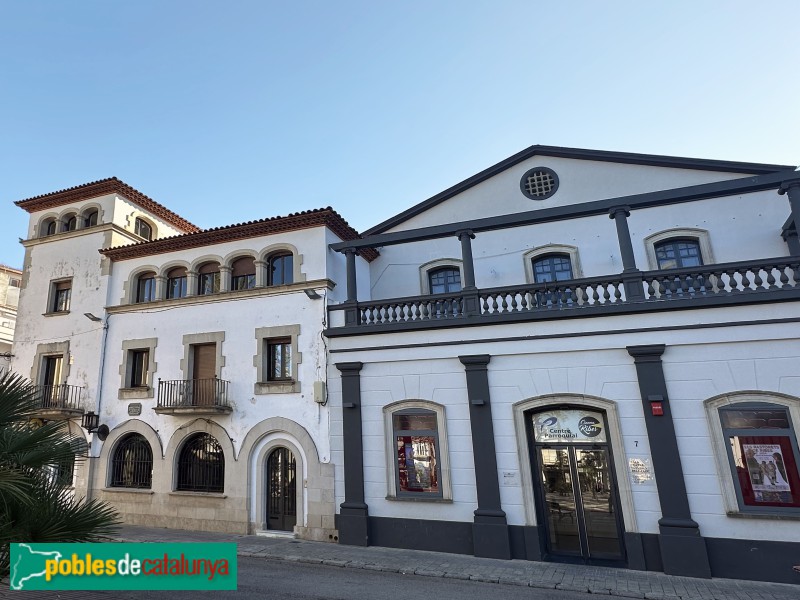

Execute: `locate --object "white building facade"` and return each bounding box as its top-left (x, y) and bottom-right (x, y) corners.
top-left (12, 178), bottom-right (372, 541)
top-left (324, 147), bottom-right (800, 584)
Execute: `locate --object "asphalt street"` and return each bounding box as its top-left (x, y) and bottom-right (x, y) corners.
top-left (2, 557), bottom-right (594, 600)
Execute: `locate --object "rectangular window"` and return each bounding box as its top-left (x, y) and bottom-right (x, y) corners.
top-left (129, 350), bottom-right (149, 388)
top-left (167, 276), bottom-right (187, 299)
top-left (136, 277), bottom-right (155, 303)
top-left (198, 272), bottom-right (220, 295)
top-left (392, 410), bottom-right (442, 497)
top-left (51, 281), bottom-right (71, 313)
top-left (267, 338), bottom-right (292, 381)
top-left (231, 274), bottom-right (256, 291)
top-left (721, 405), bottom-right (800, 510)
top-left (9, 278), bottom-right (20, 288)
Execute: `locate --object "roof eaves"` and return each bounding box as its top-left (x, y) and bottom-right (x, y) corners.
top-left (362, 145), bottom-right (796, 236)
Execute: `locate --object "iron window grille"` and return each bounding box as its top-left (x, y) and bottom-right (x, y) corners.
top-left (110, 433), bottom-right (153, 489)
top-left (176, 433), bottom-right (225, 493)
top-left (520, 167), bottom-right (559, 200)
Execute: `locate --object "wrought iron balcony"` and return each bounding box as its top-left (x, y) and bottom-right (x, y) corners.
top-left (29, 384), bottom-right (85, 419)
top-left (155, 378), bottom-right (232, 415)
top-left (326, 256), bottom-right (800, 335)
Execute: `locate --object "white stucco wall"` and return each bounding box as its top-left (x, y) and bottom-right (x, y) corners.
top-left (382, 157), bottom-right (762, 233)
top-left (327, 302), bottom-right (800, 543)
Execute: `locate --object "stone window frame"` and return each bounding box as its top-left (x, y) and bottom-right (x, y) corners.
top-left (419, 258), bottom-right (464, 295)
top-left (120, 265), bottom-right (160, 305)
top-left (30, 341), bottom-right (71, 386)
top-left (45, 277), bottom-right (73, 315)
top-left (523, 244), bottom-right (583, 284)
top-left (704, 391), bottom-right (800, 517)
top-left (180, 332), bottom-right (226, 381)
top-left (262, 244), bottom-right (305, 287)
top-left (643, 228), bottom-right (714, 271)
top-left (383, 400), bottom-right (453, 502)
top-left (253, 325), bottom-right (301, 394)
top-left (118, 338), bottom-right (158, 400)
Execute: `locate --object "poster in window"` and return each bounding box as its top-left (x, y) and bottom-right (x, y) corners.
top-left (743, 443), bottom-right (792, 503)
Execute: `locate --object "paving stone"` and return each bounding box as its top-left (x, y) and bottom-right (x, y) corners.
top-left (556, 583), bottom-right (590, 592)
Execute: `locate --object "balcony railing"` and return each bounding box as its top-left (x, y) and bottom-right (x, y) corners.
top-left (155, 378), bottom-right (232, 414)
top-left (327, 256), bottom-right (800, 333)
top-left (29, 384), bottom-right (84, 416)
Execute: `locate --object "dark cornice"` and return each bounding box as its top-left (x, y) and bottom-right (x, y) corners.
top-left (363, 145), bottom-right (796, 236)
top-left (100, 208), bottom-right (379, 262)
top-left (14, 177), bottom-right (199, 233)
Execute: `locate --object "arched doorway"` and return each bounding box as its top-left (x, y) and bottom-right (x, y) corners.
top-left (266, 447), bottom-right (297, 531)
top-left (528, 406), bottom-right (626, 564)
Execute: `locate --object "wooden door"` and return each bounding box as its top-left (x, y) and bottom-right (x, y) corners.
top-left (192, 344), bottom-right (216, 406)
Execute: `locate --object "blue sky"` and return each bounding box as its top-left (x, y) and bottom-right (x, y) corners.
top-left (1, 1), bottom-right (798, 267)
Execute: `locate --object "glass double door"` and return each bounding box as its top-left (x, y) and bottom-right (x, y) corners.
top-left (537, 446), bottom-right (624, 561)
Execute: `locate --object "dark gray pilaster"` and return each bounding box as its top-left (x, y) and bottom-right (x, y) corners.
top-left (627, 345), bottom-right (711, 578)
top-left (459, 354), bottom-right (511, 559)
top-left (779, 180), bottom-right (800, 256)
top-left (609, 206), bottom-right (645, 301)
top-left (457, 230), bottom-right (477, 289)
top-left (343, 249), bottom-right (359, 326)
top-left (783, 228), bottom-right (800, 256)
top-left (457, 230), bottom-right (480, 317)
top-left (335, 361), bottom-right (368, 546)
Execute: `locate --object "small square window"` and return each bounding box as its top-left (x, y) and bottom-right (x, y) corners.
top-left (50, 280), bottom-right (71, 313)
top-left (266, 338), bottom-right (292, 381)
top-left (9, 278), bottom-right (20, 288)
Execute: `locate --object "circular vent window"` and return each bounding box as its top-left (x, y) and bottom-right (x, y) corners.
top-left (520, 167), bottom-right (559, 200)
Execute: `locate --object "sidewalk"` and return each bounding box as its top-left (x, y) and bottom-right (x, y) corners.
top-left (111, 525), bottom-right (798, 600)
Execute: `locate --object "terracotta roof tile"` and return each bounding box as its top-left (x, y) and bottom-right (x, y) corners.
top-left (14, 177), bottom-right (199, 233)
top-left (99, 207), bottom-right (379, 262)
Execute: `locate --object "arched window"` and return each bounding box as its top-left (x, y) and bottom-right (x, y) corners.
top-left (654, 239), bottom-right (703, 270)
top-left (532, 254), bottom-right (574, 283)
top-left (176, 433), bottom-right (225, 493)
top-left (63, 214), bottom-right (78, 232)
top-left (135, 271), bottom-right (156, 303)
top-left (110, 433), bottom-right (153, 489)
top-left (197, 262), bottom-right (220, 295)
top-left (231, 257), bottom-right (256, 290)
top-left (134, 218), bottom-right (153, 241)
top-left (428, 267), bottom-right (461, 294)
top-left (84, 210), bottom-right (99, 227)
top-left (166, 267), bottom-right (188, 299)
top-left (41, 218), bottom-right (57, 237)
top-left (267, 253), bottom-right (293, 286)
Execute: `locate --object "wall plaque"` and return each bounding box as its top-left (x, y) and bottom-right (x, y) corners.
top-left (127, 403), bottom-right (142, 416)
top-left (628, 457), bottom-right (654, 485)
